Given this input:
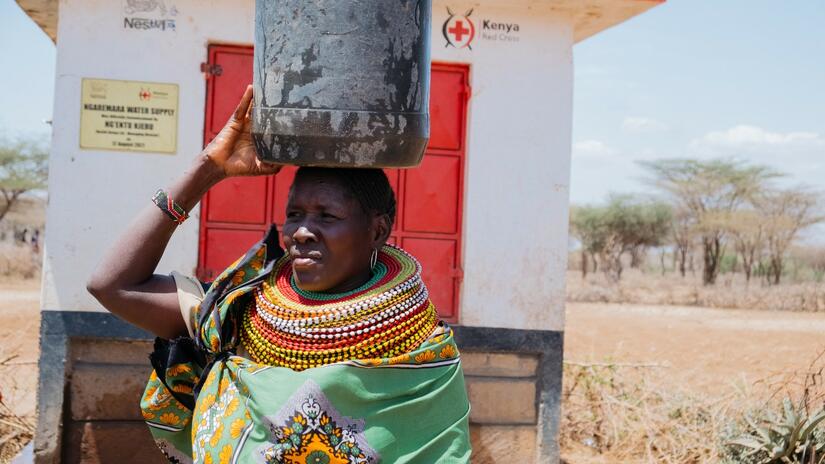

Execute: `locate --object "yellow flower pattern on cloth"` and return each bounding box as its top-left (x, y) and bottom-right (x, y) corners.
top-left (193, 367), bottom-right (247, 464)
top-left (142, 370), bottom-right (192, 431)
top-left (414, 350), bottom-right (437, 364)
top-left (440, 344), bottom-right (457, 359)
top-left (168, 363), bottom-right (192, 376)
top-left (388, 354), bottom-right (411, 365)
top-left (160, 412), bottom-right (182, 426)
top-left (230, 270), bottom-right (246, 286)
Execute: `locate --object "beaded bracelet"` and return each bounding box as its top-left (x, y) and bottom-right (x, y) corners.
top-left (151, 189), bottom-right (189, 224)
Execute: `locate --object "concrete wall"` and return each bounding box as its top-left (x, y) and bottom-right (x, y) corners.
top-left (43, 0), bottom-right (255, 313)
top-left (63, 339), bottom-right (163, 463)
top-left (43, 0), bottom-right (572, 333)
top-left (431, 1), bottom-right (573, 332)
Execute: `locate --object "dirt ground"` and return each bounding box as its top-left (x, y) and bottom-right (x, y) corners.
top-left (0, 279), bottom-right (40, 420)
top-left (565, 301), bottom-right (825, 395)
top-left (0, 278), bottom-right (40, 462)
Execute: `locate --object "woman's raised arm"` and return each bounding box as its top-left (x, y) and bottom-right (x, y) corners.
top-left (87, 86), bottom-right (280, 339)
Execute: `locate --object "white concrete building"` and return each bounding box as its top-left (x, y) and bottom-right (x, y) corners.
top-left (18, 0), bottom-right (661, 462)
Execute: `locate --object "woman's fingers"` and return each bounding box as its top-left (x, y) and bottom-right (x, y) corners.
top-left (211, 85), bottom-right (253, 157)
top-left (244, 89), bottom-right (255, 122)
top-left (232, 85), bottom-right (254, 123)
top-left (206, 84), bottom-right (281, 179)
top-left (258, 161), bottom-right (282, 175)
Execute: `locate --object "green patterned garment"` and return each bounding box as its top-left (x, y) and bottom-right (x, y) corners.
top-left (140, 226), bottom-right (472, 463)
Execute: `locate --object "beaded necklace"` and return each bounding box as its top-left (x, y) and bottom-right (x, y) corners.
top-left (241, 245), bottom-right (439, 370)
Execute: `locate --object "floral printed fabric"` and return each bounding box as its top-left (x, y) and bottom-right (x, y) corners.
top-left (141, 226), bottom-right (472, 463)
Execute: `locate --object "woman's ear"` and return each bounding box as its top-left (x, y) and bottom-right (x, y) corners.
top-left (371, 214), bottom-right (392, 248)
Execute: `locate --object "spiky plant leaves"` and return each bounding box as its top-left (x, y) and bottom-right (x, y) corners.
top-left (727, 398), bottom-right (825, 464)
top-left (799, 409), bottom-right (825, 443)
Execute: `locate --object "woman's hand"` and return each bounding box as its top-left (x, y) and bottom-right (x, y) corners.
top-left (201, 85), bottom-right (281, 179)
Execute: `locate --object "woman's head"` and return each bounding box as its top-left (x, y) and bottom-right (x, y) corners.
top-left (282, 167), bottom-right (395, 293)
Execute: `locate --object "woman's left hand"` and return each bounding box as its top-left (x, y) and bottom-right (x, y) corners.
top-left (201, 85), bottom-right (281, 179)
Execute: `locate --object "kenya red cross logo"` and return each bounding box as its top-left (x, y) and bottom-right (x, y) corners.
top-left (139, 88), bottom-right (152, 101)
top-left (443, 7), bottom-right (475, 49)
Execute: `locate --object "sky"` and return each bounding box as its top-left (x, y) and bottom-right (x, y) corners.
top-left (1, 1), bottom-right (55, 140)
top-left (572, 0), bottom-right (825, 206)
top-left (2, 0), bottom-right (824, 206)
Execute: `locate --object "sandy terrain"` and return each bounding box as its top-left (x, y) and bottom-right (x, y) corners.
top-left (0, 279), bottom-right (41, 419)
top-left (565, 301), bottom-right (825, 395)
top-left (562, 301), bottom-right (825, 463)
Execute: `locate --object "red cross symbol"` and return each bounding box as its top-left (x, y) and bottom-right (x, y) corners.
top-left (449, 21), bottom-right (470, 42)
top-left (139, 89), bottom-right (152, 100)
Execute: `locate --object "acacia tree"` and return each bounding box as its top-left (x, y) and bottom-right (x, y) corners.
top-left (670, 207), bottom-right (695, 277)
top-left (758, 188), bottom-right (823, 285)
top-left (612, 196), bottom-right (672, 270)
top-left (723, 209), bottom-right (764, 284)
top-left (570, 205), bottom-right (608, 278)
top-left (639, 159), bottom-right (777, 285)
top-left (0, 137), bottom-right (49, 223)
top-left (570, 197), bottom-right (671, 282)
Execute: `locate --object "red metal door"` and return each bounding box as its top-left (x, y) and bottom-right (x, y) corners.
top-left (198, 45), bottom-right (278, 281)
top-left (199, 46), bottom-right (469, 322)
top-left (388, 63), bottom-right (469, 321)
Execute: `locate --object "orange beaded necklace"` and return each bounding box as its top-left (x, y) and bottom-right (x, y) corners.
top-left (240, 245), bottom-right (439, 370)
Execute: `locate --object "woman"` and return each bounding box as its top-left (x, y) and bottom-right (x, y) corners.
top-left (87, 86), bottom-right (472, 464)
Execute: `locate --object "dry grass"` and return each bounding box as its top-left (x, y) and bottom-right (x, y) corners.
top-left (567, 269), bottom-right (825, 312)
top-left (0, 243), bottom-right (40, 280)
top-left (0, 398), bottom-right (34, 464)
top-left (560, 352), bottom-right (825, 464)
top-left (0, 277), bottom-right (40, 463)
top-left (0, 357), bottom-right (35, 463)
top-left (561, 362), bottom-right (734, 463)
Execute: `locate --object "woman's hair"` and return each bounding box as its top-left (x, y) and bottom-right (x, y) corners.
top-left (294, 167), bottom-right (397, 228)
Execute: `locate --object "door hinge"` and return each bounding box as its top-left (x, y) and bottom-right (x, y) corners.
top-left (452, 267), bottom-right (464, 282)
top-left (200, 62), bottom-right (223, 77)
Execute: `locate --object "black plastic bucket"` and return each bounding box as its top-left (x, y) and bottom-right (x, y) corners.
top-left (252, 0), bottom-right (431, 168)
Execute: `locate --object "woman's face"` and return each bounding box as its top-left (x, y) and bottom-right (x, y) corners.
top-left (282, 172), bottom-right (387, 293)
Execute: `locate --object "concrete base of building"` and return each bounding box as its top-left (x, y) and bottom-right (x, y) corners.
top-left (34, 311), bottom-right (562, 463)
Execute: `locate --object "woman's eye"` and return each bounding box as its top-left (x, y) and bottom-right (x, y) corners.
top-left (286, 211), bottom-right (300, 219)
top-left (321, 213), bottom-right (339, 221)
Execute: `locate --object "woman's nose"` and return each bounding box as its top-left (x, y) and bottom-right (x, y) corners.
top-left (292, 225), bottom-right (317, 244)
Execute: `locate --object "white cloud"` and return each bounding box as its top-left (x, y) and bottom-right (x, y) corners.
top-left (572, 140), bottom-right (617, 158)
top-left (691, 125), bottom-right (824, 150)
top-left (688, 124), bottom-right (825, 189)
top-left (689, 125), bottom-right (825, 161)
top-left (622, 116), bottom-right (668, 133)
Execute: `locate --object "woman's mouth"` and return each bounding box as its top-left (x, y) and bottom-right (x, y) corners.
top-left (291, 250), bottom-right (322, 268)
